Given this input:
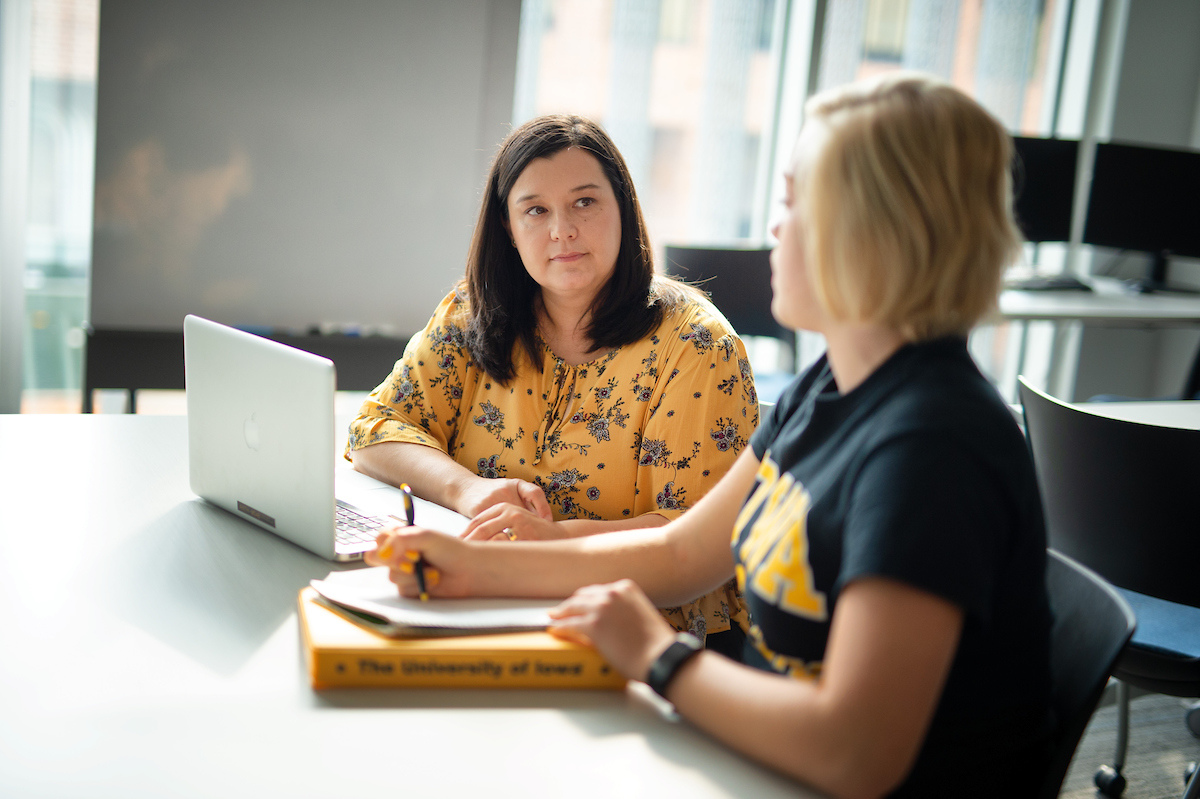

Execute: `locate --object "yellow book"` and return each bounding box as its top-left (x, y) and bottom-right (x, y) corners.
top-left (298, 587), bottom-right (627, 690)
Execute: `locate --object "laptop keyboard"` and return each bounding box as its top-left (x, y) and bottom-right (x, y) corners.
top-left (335, 501), bottom-right (390, 547)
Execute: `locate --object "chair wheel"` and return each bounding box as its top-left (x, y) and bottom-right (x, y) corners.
top-left (1095, 765), bottom-right (1126, 798)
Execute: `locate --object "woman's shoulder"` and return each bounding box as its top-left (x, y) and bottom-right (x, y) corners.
top-left (650, 276), bottom-right (738, 340)
top-left (411, 286), bottom-right (472, 351)
top-left (422, 285), bottom-right (471, 327)
top-left (861, 341), bottom-right (1027, 463)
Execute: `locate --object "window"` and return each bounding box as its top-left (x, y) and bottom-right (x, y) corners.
top-left (22, 0), bottom-right (98, 411)
top-left (862, 0), bottom-right (910, 64)
top-left (813, 0), bottom-right (1074, 396)
top-left (819, 0), bottom-right (1064, 133)
top-left (7, 0), bottom-right (1094, 410)
top-left (514, 0), bottom-right (785, 253)
top-left (513, 0), bottom-right (1081, 392)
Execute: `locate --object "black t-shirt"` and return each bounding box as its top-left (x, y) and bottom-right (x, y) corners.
top-left (735, 336), bottom-right (1053, 796)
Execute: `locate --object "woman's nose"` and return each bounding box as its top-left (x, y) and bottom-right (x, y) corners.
top-left (549, 211), bottom-right (577, 240)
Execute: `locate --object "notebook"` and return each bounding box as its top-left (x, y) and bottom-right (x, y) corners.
top-left (310, 566), bottom-right (556, 636)
top-left (183, 314), bottom-right (467, 561)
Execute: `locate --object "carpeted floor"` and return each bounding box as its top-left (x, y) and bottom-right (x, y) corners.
top-left (1061, 692), bottom-right (1199, 798)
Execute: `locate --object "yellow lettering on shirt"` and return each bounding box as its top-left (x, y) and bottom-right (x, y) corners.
top-left (747, 624), bottom-right (822, 681)
top-left (735, 455), bottom-right (828, 621)
top-left (732, 455), bottom-right (778, 543)
top-left (741, 475), bottom-right (797, 572)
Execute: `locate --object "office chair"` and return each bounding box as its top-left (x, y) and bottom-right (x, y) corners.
top-left (1019, 377), bottom-right (1200, 798)
top-left (1182, 346), bottom-right (1200, 400)
top-left (1038, 550), bottom-right (1137, 799)
top-left (661, 244), bottom-right (796, 372)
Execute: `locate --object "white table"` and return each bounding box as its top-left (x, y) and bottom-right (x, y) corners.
top-left (1072, 400), bottom-right (1200, 430)
top-left (0, 415), bottom-right (814, 799)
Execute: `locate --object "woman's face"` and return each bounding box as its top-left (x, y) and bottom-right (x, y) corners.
top-left (770, 122), bottom-right (830, 334)
top-left (505, 146), bottom-right (622, 307)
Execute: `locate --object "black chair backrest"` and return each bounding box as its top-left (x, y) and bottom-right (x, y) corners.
top-left (1039, 549), bottom-right (1136, 799)
top-left (661, 245), bottom-right (792, 343)
top-left (1019, 377), bottom-right (1200, 608)
top-left (1183, 343), bottom-right (1200, 400)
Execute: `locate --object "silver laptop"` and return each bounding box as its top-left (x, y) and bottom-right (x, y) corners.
top-left (184, 314), bottom-right (465, 561)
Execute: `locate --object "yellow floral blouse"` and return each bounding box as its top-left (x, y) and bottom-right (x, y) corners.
top-left (347, 289), bottom-right (758, 640)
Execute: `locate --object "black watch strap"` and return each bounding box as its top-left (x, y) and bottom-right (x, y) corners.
top-left (646, 632), bottom-right (703, 698)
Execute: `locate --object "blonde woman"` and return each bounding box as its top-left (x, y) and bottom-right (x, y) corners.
top-left (370, 75), bottom-right (1052, 798)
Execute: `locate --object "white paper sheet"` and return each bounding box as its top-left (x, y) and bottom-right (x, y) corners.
top-left (310, 566), bottom-right (556, 636)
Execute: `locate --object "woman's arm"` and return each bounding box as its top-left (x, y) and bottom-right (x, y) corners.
top-left (457, 501), bottom-right (669, 540)
top-left (351, 441), bottom-right (550, 520)
top-left (346, 293), bottom-right (553, 521)
top-left (354, 443), bottom-right (663, 537)
top-left (550, 575), bottom-right (963, 799)
top-left (368, 447), bottom-right (762, 605)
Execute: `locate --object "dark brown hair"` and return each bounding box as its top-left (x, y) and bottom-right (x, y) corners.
top-left (461, 114), bottom-right (696, 383)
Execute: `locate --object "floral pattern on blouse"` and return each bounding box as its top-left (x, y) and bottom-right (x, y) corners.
top-left (347, 289), bottom-right (759, 640)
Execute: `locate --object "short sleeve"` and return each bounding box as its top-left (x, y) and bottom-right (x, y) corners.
top-left (750, 356), bottom-right (826, 460)
top-left (839, 432), bottom-right (1013, 620)
top-left (634, 308), bottom-right (759, 521)
top-left (345, 291), bottom-right (476, 459)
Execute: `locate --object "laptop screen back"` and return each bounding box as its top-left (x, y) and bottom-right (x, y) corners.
top-left (184, 314), bottom-right (340, 559)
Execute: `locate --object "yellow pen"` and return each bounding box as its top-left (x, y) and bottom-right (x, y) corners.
top-left (399, 484), bottom-right (429, 601)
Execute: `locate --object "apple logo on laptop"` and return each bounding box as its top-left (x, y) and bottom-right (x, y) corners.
top-left (243, 413), bottom-right (261, 451)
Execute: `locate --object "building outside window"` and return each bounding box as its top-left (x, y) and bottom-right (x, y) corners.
top-left (514, 0), bottom-right (783, 253)
top-left (820, 0), bottom-right (1062, 135)
top-left (22, 0), bottom-right (98, 412)
top-left (514, 0), bottom-right (1070, 390)
top-left (815, 0), bottom-right (1071, 396)
top-left (516, 0), bottom-right (1064, 249)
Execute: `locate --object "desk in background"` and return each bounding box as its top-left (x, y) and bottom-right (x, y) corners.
top-left (0, 414), bottom-right (814, 799)
top-left (999, 279), bottom-right (1200, 325)
top-left (996, 278), bottom-right (1200, 401)
top-left (83, 327), bottom-right (407, 413)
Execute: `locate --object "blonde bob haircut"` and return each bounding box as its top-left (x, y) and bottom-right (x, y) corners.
top-left (799, 72), bottom-right (1022, 341)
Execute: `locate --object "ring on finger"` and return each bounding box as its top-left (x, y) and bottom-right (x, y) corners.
top-left (503, 527), bottom-right (517, 541)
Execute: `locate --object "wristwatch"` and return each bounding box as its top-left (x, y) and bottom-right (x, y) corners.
top-left (646, 632), bottom-right (703, 699)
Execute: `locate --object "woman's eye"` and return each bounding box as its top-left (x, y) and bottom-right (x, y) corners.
top-left (575, 197), bottom-right (595, 208)
top-left (526, 206), bottom-right (546, 217)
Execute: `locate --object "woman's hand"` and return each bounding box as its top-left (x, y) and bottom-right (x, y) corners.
top-left (457, 477), bottom-right (552, 522)
top-left (460, 502), bottom-right (565, 541)
top-left (366, 526), bottom-right (475, 598)
top-left (547, 580), bottom-right (679, 682)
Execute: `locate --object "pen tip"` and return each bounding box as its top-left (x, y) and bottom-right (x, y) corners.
top-left (419, 592), bottom-right (429, 602)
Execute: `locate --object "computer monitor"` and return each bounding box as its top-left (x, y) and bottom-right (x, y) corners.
top-left (1011, 136), bottom-right (1079, 244)
top-left (1082, 141), bottom-right (1200, 293)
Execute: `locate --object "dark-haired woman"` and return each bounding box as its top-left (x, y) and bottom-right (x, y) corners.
top-left (347, 115), bottom-right (757, 649)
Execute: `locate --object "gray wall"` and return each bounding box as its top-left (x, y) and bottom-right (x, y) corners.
top-left (1108, 0), bottom-right (1200, 148)
top-left (89, 0), bottom-right (520, 336)
top-left (1071, 0), bottom-right (1200, 400)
